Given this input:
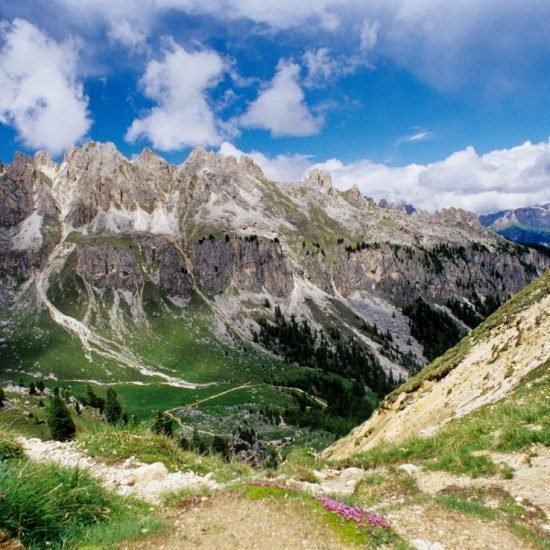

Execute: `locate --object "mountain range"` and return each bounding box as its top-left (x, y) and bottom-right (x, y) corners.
top-left (0, 141), bottom-right (548, 427)
top-left (480, 203), bottom-right (550, 247)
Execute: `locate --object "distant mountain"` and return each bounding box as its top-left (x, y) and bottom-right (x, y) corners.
top-left (0, 142), bottom-right (548, 431)
top-left (479, 203), bottom-right (550, 247)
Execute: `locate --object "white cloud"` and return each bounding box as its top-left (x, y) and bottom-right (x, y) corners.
top-left (157, 0), bottom-right (339, 30)
top-left (240, 60), bottom-right (323, 137)
top-left (217, 140), bottom-right (550, 214)
top-left (302, 47), bottom-right (368, 87)
top-left (360, 19), bottom-right (379, 51)
top-left (125, 40), bottom-right (226, 150)
top-left (405, 130), bottom-right (430, 142)
top-left (0, 19), bottom-right (91, 156)
top-left (39, 0), bottom-right (550, 96)
top-left (107, 19), bottom-right (147, 51)
top-left (317, 141), bottom-right (550, 213)
top-left (218, 141), bottom-right (312, 182)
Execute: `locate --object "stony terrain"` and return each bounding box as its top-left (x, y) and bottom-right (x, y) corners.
top-left (16, 436), bottom-right (220, 504)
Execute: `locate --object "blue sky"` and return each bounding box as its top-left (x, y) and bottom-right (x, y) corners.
top-left (0, 1), bottom-right (549, 212)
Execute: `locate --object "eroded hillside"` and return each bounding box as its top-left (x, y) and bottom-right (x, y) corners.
top-left (323, 270), bottom-right (550, 460)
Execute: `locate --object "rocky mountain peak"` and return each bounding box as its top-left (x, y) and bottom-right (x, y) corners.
top-left (6, 152), bottom-right (34, 183)
top-left (347, 184), bottom-right (364, 204)
top-left (237, 155), bottom-right (264, 179)
top-left (63, 141), bottom-right (124, 177)
top-left (304, 168), bottom-right (334, 195)
top-left (133, 147), bottom-right (172, 177)
top-left (33, 151), bottom-right (56, 170)
top-left (435, 207), bottom-right (483, 231)
top-left (183, 147), bottom-right (264, 180)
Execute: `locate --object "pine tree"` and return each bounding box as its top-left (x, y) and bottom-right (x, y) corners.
top-left (0, 387), bottom-right (5, 406)
top-left (47, 395), bottom-right (76, 441)
top-left (85, 384), bottom-right (105, 412)
top-left (29, 382), bottom-right (37, 395)
top-left (151, 411), bottom-right (173, 437)
top-left (36, 380), bottom-right (45, 393)
top-left (104, 389), bottom-right (122, 424)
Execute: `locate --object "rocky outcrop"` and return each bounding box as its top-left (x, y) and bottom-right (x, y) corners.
top-left (304, 169), bottom-right (335, 196)
top-left (233, 239), bottom-right (293, 296)
top-left (0, 154), bottom-right (35, 227)
top-left (332, 242), bottom-right (550, 305)
top-left (60, 142), bottom-right (176, 228)
top-left (77, 246), bottom-right (142, 291)
top-left (191, 238), bottom-right (233, 294)
top-left (159, 245), bottom-right (192, 301)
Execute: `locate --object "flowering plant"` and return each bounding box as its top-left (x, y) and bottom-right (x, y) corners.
top-left (315, 495), bottom-right (390, 530)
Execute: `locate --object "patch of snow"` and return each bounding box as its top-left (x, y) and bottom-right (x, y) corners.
top-left (12, 212), bottom-right (43, 251)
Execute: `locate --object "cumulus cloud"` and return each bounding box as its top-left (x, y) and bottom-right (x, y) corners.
top-left (240, 60), bottom-right (323, 137)
top-left (125, 40), bottom-right (226, 150)
top-left (320, 141), bottom-right (550, 213)
top-left (107, 19), bottom-right (147, 51)
top-left (0, 19), bottom-right (91, 156)
top-left (25, 0), bottom-right (550, 97)
top-left (217, 140), bottom-right (550, 214)
top-left (218, 142), bottom-right (312, 182)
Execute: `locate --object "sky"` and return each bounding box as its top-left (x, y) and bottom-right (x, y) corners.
top-left (0, 1), bottom-right (549, 213)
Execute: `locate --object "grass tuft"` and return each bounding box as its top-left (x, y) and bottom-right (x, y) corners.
top-left (0, 459), bottom-right (163, 548)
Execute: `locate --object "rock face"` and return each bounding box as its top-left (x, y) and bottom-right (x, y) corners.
top-left (159, 245), bottom-right (192, 301)
top-left (0, 141), bottom-right (548, 374)
top-left (233, 239), bottom-right (292, 296)
top-left (77, 246), bottom-right (142, 291)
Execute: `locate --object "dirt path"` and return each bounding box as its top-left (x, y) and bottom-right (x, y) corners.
top-left (123, 493), bottom-right (348, 550)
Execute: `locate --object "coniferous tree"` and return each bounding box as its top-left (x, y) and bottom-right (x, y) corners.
top-left (104, 389), bottom-right (122, 424)
top-left (151, 411), bottom-right (173, 437)
top-left (47, 395), bottom-right (76, 441)
top-left (84, 384), bottom-right (105, 412)
top-left (29, 382), bottom-right (37, 395)
top-left (36, 380), bottom-right (45, 393)
top-left (0, 387), bottom-right (5, 406)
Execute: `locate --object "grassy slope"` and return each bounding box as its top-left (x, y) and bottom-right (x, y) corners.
top-left (384, 269), bottom-right (549, 404)
top-left (327, 271), bottom-right (550, 477)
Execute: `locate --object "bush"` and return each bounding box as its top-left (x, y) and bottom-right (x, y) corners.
top-left (151, 411), bottom-right (174, 437)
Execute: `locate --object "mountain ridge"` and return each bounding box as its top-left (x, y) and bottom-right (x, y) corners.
top-left (1, 141), bottom-right (548, 412)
